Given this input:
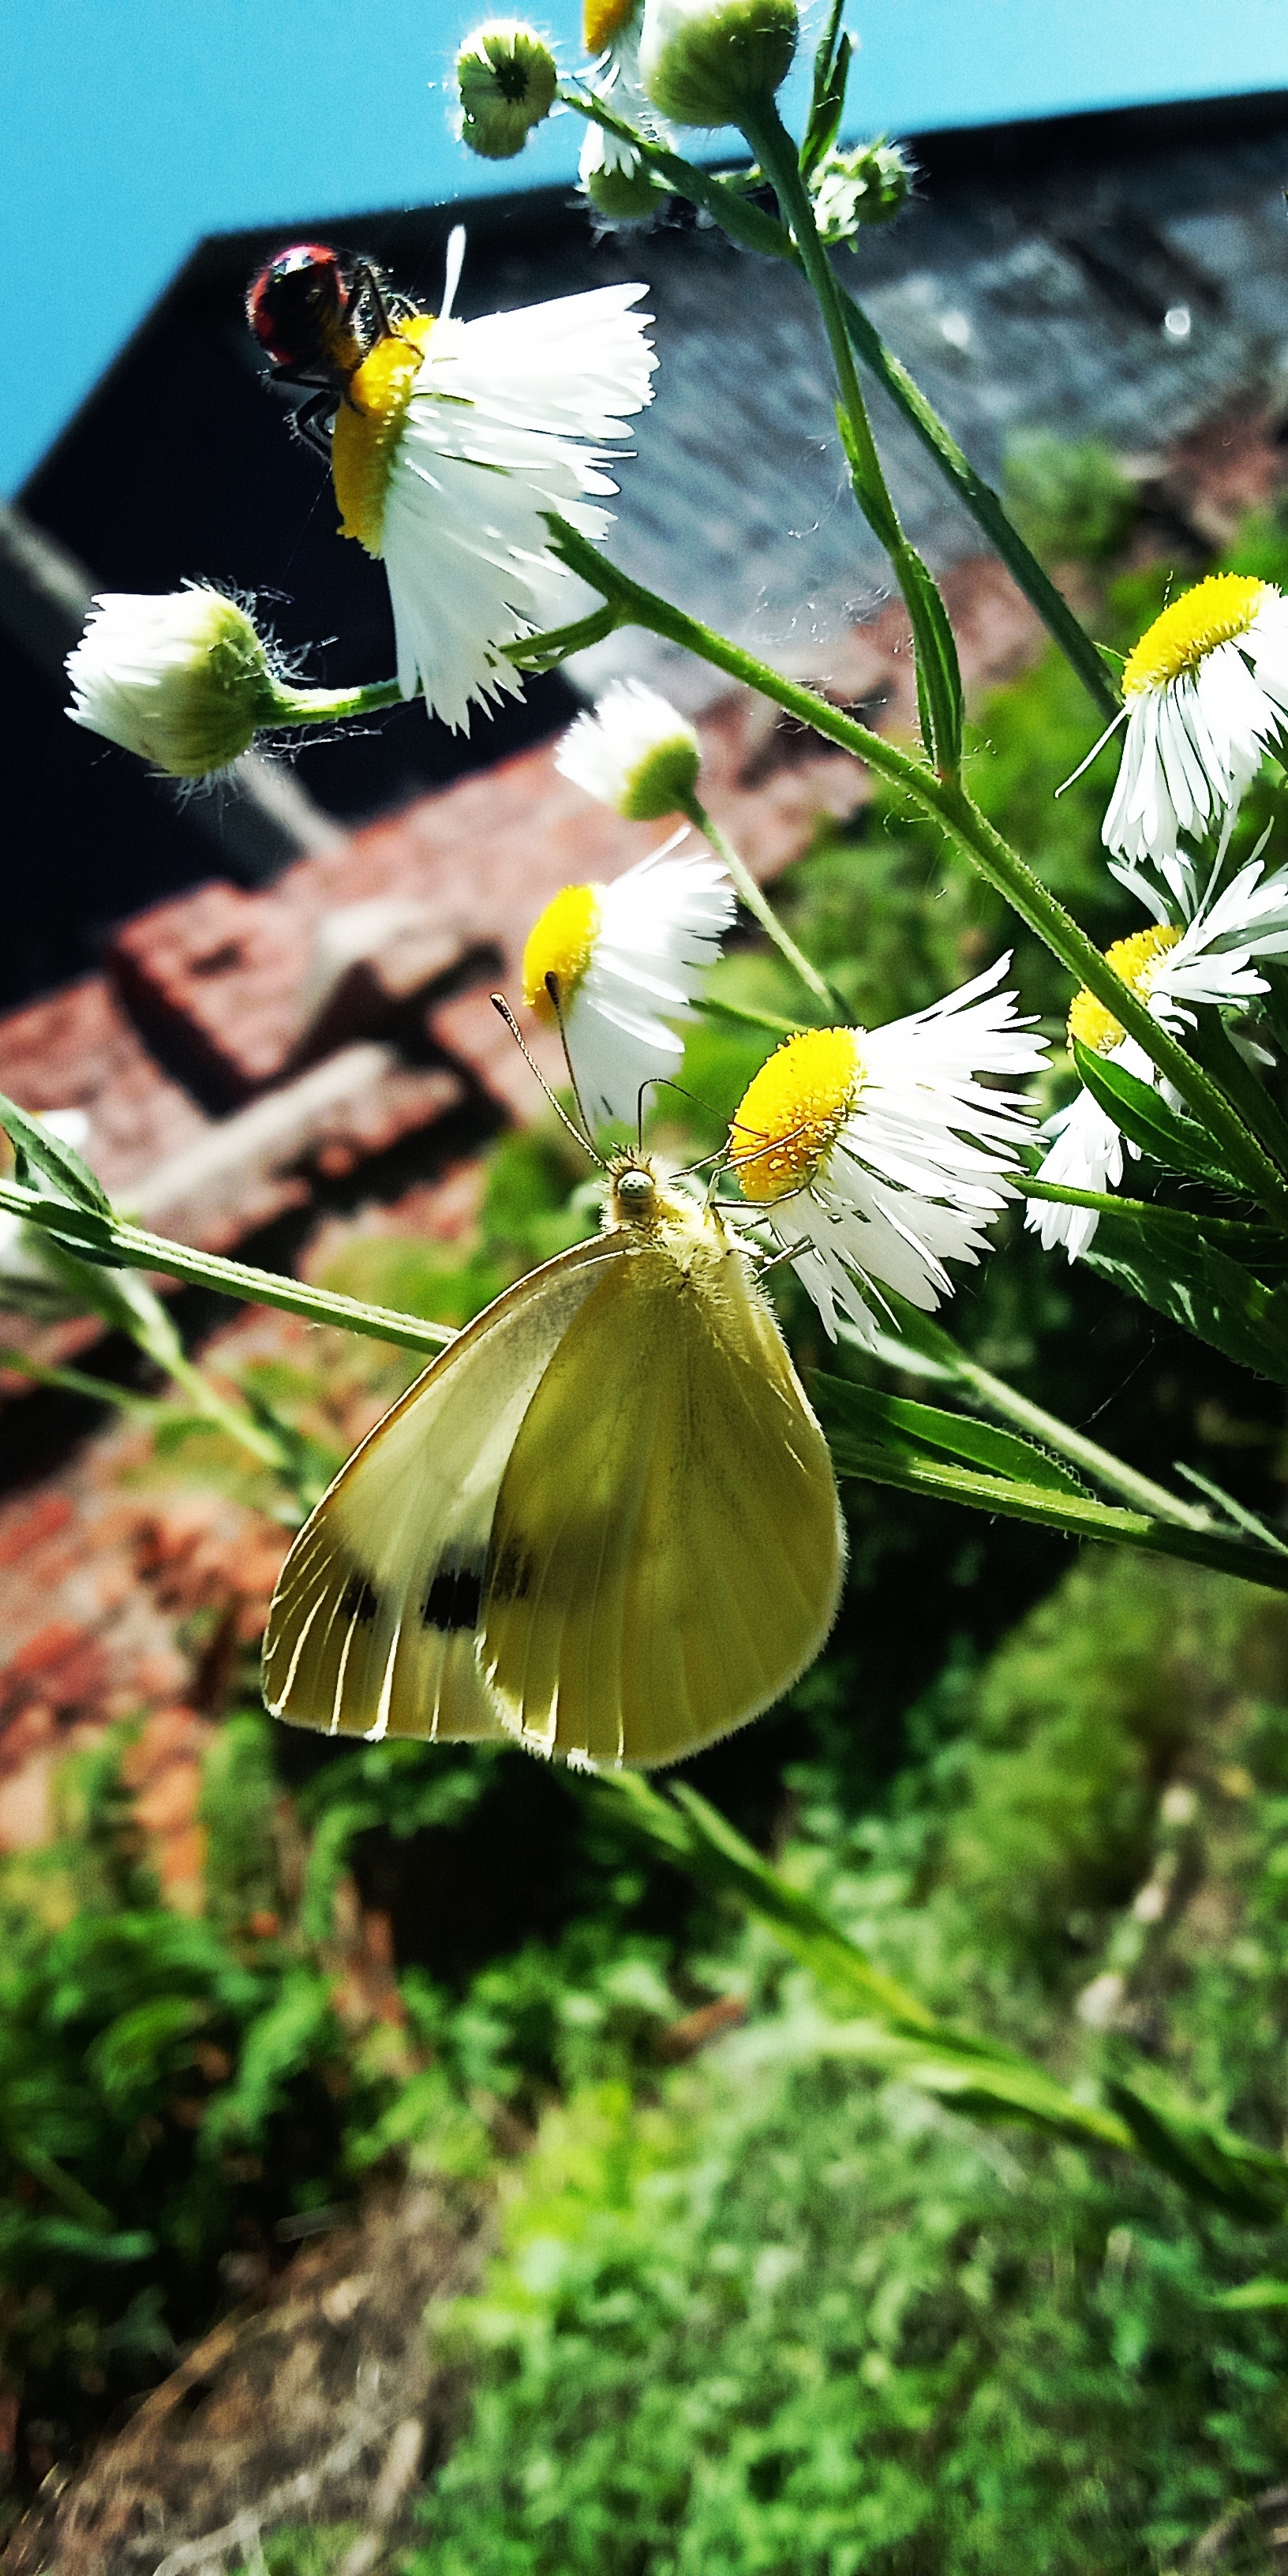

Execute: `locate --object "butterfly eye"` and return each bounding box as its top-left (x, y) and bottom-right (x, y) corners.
top-left (616, 1167), bottom-right (656, 1211)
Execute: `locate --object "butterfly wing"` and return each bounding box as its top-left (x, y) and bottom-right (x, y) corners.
top-left (480, 1215), bottom-right (844, 1767)
top-left (262, 1236), bottom-right (620, 1742)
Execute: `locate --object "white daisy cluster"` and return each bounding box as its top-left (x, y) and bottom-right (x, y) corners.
top-left (1032, 573), bottom-right (1288, 1260)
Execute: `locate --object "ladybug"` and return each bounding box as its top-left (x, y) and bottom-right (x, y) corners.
top-left (245, 243), bottom-right (417, 454)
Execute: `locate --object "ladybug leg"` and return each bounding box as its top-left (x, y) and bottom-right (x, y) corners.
top-left (288, 391), bottom-right (338, 457)
top-left (348, 261), bottom-right (422, 358)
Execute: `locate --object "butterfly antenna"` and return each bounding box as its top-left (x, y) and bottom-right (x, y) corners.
top-left (489, 994), bottom-right (605, 1166)
top-left (542, 973), bottom-right (601, 1148)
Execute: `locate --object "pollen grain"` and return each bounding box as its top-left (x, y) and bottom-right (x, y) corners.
top-left (331, 316), bottom-right (435, 555)
top-left (1068, 924), bottom-right (1182, 1054)
top-left (1123, 573), bottom-right (1268, 695)
top-left (522, 884), bottom-right (604, 1019)
top-left (732, 1028), bottom-right (863, 1203)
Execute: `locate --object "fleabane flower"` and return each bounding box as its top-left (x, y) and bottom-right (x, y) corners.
top-left (330, 247), bottom-right (657, 732)
top-left (730, 959), bottom-right (1046, 1344)
top-left (555, 680), bottom-right (700, 817)
top-left (456, 21), bottom-right (559, 159)
top-left (66, 588), bottom-right (281, 777)
top-left (1028, 856), bottom-right (1288, 1261)
top-left (522, 842), bottom-right (735, 1125)
top-left (578, 0), bottom-right (669, 216)
top-left (1097, 575), bottom-right (1288, 869)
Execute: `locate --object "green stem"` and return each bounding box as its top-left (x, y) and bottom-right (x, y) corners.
top-left (547, 517), bottom-right (1288, 1229)
top-left (743, 99), bottom-right (962, 779)
top-left (560, 90), bottom-right (1117, 725)
top-left (680, 792), bottom-right (841, 1012)
top-left (0, 1182), bottom-right (456, 1359)
top-left (832, 1436), bottom-right (1288, 1595)
top-left (264, 605), bottom-right (620, 735)
top-left (897, 1327), bottom-right (1212, 1531)
top-left (834, 284), bottom-right (1121, 726)
top-left (161, 1349), bottom-right (289, 1470)
top-left (558, 88), bottom-right (789, 257)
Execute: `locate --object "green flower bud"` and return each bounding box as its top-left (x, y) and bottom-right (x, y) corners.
top-left (456, 20), bottom-right (559, 159)
top-left (66, 588), bottom-right (281, 779)
top-left (638, 0), bottom-right (797, 129)
top-left (584, 154), bottom-right (668, 220)
top-left (811, 140), bottom-right (913, 244)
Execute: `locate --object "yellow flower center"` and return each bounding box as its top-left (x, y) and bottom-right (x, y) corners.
top-left (331, 316), bottom-right (436, 556)
top-left (584, 0), bottom-right (637, 50)
top-left (732, 1028), bottom-right (864, 1204)
top-left (1067, 924), bottom-right (1182, 1054)
top-left (522, 883), bottom-right (604, 1020)
top-left (1122, 573), bottom-right (1268, 696)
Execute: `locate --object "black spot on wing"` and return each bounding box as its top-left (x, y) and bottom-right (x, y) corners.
top-left (341, 1572), bottom-right (379, 1624)
top-left (421, 1557), bottom-right (485, 1633)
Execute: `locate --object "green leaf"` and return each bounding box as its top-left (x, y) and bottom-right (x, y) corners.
top-left (799, 0), bottom-right (850, 178)
top-left (0, 1091), bottom-right (110, 1213)
top-left (816, 1376), bottom-right (1086, 1496)
top-left (1071, 1040), bottom-right (1248, 1191)
top-left (1106, 2073), bottom-right (1288, 2223)
top-left (900, 543), bottom-right (964, 775)
top-left (1211, 2277), bottom-right (1288, 2309)
top-left (1083, 1200), bottom-right (1288, 1388)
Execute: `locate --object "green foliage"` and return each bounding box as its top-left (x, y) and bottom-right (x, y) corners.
top-left (1003, 430), bottom-right (1138, 564)
top-left (404, 1554), bottom-right (1288, 2575)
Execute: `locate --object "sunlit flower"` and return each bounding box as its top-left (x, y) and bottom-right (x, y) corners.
top-left (1028, 856), bottom-right (1288, 1260)
top-left (578, 0), bottom-right (665, 209)
top-left (66, 587), bottom-right (279, 777)
top-left (330, 239), bottom-right (657, 732)
top-left (456, 20), bottom-right (558, 159)
top-left (811, 140), bottom-right (913, 245)
top-left (1093, 575), bottom-right (1288, 869)
top-left (522, 841), bottom-right (735, 1125)
top-left (730, 959), bottom-right (1046, 1343)
top-left (555, 679), bottom-right (700, 818)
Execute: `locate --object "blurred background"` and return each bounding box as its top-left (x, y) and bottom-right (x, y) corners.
top-left (6, 9), bottom-right (1288, 2573)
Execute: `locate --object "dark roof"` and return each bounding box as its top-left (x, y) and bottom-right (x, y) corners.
top-left (8, 88), bottom-right (1288, 1006)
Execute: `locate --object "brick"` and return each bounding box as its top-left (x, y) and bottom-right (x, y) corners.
top-left (108, 883), bottom-right (313, 1106)
top-left (0, 974), bottom-right (208, 1202)
top-left (0, 1492), bottom-right (73, 1567)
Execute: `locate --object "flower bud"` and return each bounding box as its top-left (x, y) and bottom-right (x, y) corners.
top-left (584, 153), bottom-right (668, 220)
top-left (456, 20), bottom-right (559, 158)
top-left (555, 679), bottom-right (701, 818)
top-left (811, 140), bottom-right (913, 244)
top-left (66, 588), bottom-right (280, 778)
top-left (638, 0), bottom-right (797, 127)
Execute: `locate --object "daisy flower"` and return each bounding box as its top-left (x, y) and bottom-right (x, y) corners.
top-left (578, 0), bottom-right (664, 198)
top-left (1028, 854), bottom-right (1288, 1261)
top-left (522, 841), bottom-right (735, 1126)
top-left (1093, 575), bottom-right (1288, 871)
top-left (729, 958), bottom-right (1046, 1344)
top-left (330, 237), bottom-right (657, 733)
top-left (66, 587), bottom-right (280, 777)
top-left (555, 679), bottom-right (700, 818)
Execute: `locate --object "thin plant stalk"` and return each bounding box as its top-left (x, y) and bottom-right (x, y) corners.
top-left (678, 792), bottom-right (843, 1013)
top-left (546, 515), bottom-right (1288, 1231)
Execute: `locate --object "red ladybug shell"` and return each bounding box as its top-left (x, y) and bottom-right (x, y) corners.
top-left (245, 243), bottom-right (346, 367)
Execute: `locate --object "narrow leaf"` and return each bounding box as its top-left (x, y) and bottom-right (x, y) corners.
top-left (0, 1091), bottom-right (110, 1214)
top-left (1106, 2074), bottom-right (1288, 2223)
top-left (818, 1376), bottom-right (1085, 1496)
top-left (1072, 1040), bottom-right (1248, 1191)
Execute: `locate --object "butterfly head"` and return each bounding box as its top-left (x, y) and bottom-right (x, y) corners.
top-left (608, 1152), bottom-right (662, 1232)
